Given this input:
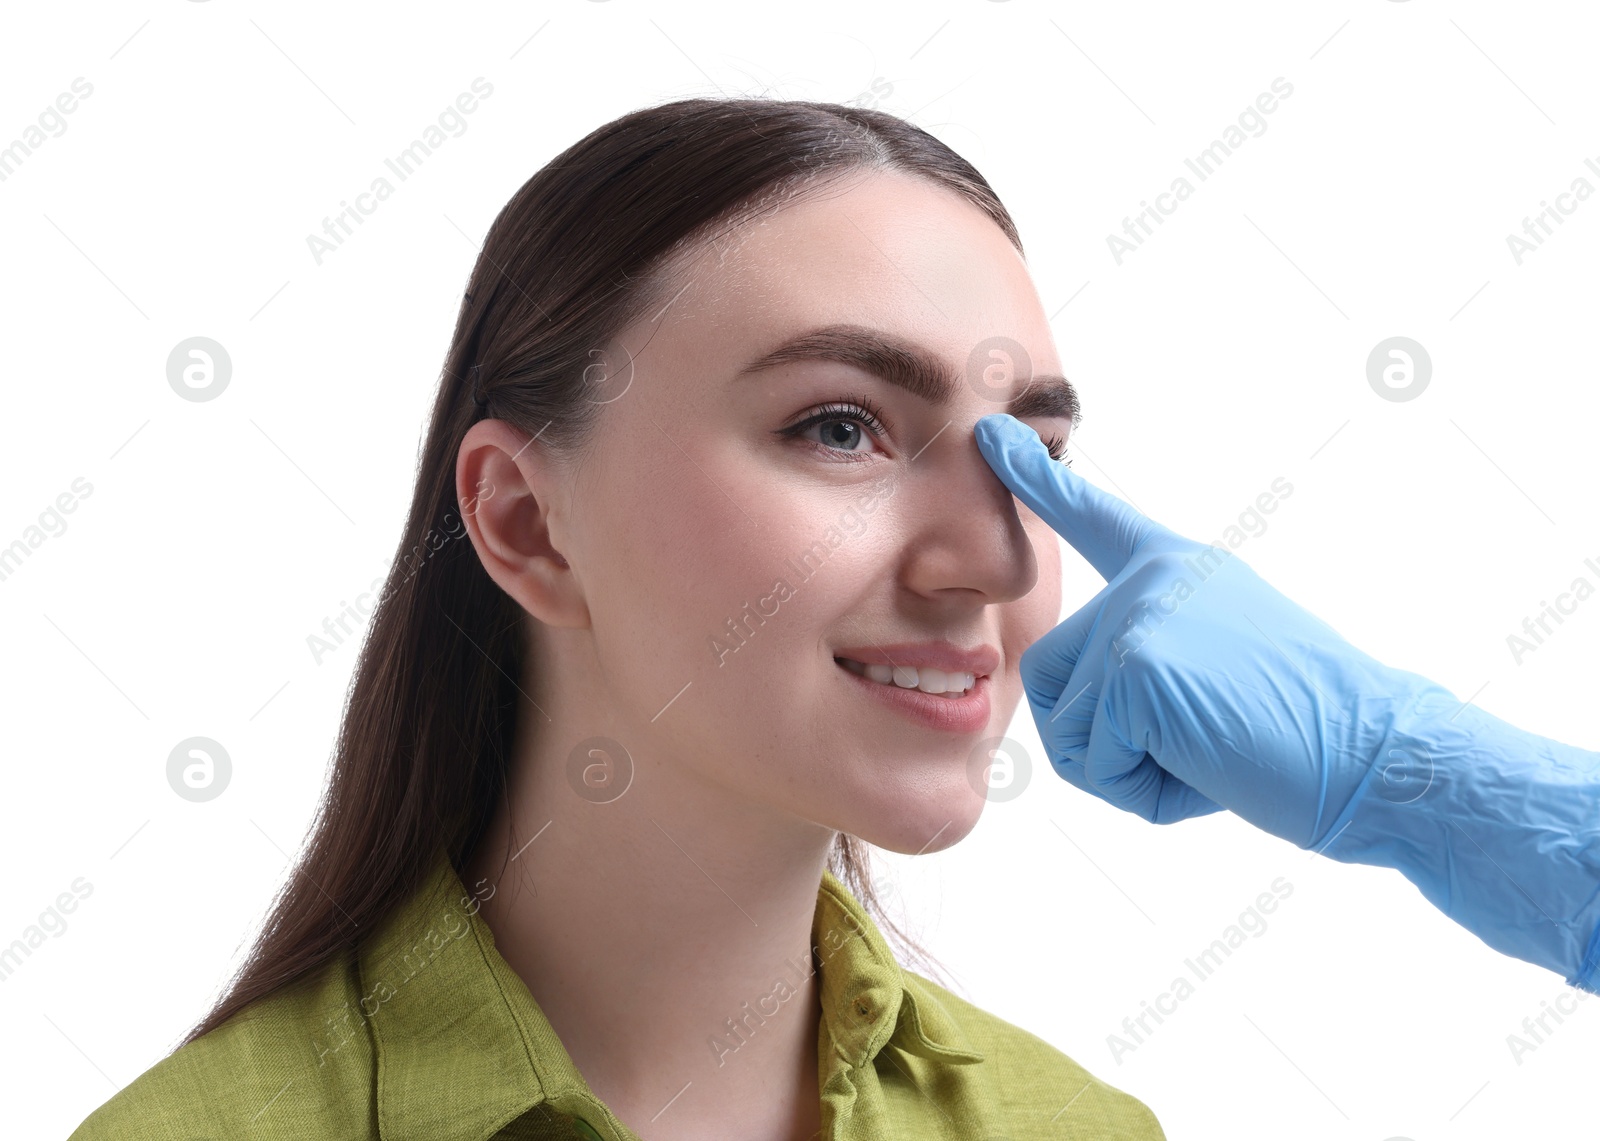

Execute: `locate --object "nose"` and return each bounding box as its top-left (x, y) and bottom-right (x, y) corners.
top-left (892, 419), bottom-right (1040, 605)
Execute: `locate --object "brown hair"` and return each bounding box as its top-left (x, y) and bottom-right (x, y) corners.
top-left (181, 95), bottom-right (1024, 1047)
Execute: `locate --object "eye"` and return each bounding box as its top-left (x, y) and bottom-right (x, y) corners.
top-left (775, 395), bottom-right (892, 462)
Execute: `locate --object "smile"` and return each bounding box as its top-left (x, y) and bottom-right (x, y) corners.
top-left (832, 655), bottom-right (993, 734)
top-left (834, 656), bottom-right (976, 698)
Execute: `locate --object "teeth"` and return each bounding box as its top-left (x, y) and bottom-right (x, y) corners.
top-left (838, 657), bottom-right (976, 695)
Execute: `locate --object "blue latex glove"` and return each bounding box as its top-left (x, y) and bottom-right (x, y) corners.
top-left (975, 412), bottom-right (1600, 992)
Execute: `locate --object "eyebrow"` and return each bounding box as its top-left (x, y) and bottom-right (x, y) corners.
top-left (735, 323), bottom-right (1080, 422)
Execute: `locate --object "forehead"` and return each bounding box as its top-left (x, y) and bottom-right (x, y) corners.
top-left (646, 168), bottom-right (1059, 379)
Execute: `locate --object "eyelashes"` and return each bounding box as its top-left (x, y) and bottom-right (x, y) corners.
top-left (778, 395), bottom-right (1073, 467)
top-left (775, 394), bottom-right (893, 463)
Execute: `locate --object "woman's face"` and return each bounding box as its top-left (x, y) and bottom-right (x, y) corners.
top-left (529, 169), bottom-right (1070, 855)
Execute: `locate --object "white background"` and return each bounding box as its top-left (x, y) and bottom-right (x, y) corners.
top-left (2, 2), bottom-right (1597, 1138)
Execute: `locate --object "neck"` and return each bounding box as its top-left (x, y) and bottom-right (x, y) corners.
top-left (465, 690), bottom-right (835, 1140)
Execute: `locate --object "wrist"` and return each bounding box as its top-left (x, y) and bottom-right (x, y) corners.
top-left (1319, 685), bottom-right (1600, 983)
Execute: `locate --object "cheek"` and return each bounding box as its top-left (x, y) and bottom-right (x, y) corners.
top-left (563, 412), bottom-right (739, 699)
top-left (593, 449), bottom-right (759, 643)
top-left (577, 420), bottom-right (848, 698)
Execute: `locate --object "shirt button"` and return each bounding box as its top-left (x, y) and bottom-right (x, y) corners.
top-left (572, 1118), bottom-right (605, 1141)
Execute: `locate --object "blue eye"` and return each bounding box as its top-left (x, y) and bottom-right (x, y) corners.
top-left (777, 396), bottom-right (892, 461)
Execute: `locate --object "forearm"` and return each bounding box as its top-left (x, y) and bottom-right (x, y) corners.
top-left (1317, 683), bottom-right (1600, 991)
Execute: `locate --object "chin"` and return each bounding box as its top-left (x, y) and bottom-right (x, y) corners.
top-left (850, 795), bottom-right (986, 857)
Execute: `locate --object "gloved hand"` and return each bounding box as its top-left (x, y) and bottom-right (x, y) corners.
top-left (975, 411), bottom-right (1600, 991)
top-left (973, 411), bottom-right (1426, 844)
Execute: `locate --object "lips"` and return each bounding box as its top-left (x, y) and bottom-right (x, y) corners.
top-left (830, 640), bottom-right (999, 734)
top-left (833, 654), bottom-right (994, 734)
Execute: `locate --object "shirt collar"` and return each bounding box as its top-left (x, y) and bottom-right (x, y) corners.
top-left (360, 846), bottom-right (984, 1141)
top-left (811, 868), bottom-right (986, 1070)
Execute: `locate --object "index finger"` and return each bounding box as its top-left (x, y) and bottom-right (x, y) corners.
top-left (973, 412), bottom-right (1169, 582)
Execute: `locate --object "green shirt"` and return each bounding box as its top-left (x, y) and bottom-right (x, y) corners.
top-left (68, 850), bottom-right (1166, 1139)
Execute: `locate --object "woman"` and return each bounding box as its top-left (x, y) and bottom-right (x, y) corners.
top-left (69, 97), bottom-right (1165, 1140)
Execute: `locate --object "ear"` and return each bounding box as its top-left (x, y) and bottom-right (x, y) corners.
top-left (455, 419), bottom-right (589, 629)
